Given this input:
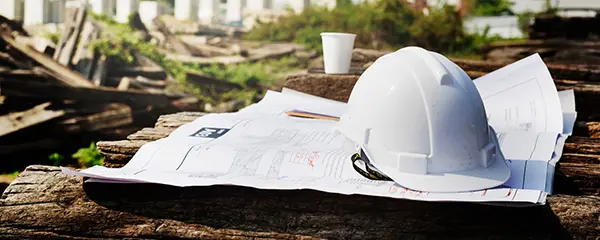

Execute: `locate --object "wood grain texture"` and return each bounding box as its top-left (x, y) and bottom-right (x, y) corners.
top-left (0, 165), bottom-right (598, 239)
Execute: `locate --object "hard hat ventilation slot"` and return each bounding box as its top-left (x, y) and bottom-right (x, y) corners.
top-left (480, 143), bottom-right (496, 168)
top-left (363, 128), bottom-right (372, 145)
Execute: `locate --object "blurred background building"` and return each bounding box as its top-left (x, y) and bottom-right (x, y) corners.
top-left (1, 0), bottom-right (600, 38)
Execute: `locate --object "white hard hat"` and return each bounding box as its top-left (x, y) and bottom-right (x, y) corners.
top-left (336, 46), bottom-right (511, 193)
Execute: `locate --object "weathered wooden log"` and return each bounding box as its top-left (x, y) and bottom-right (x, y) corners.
top-left (484, 39), bottom-right (600, 51)
top-left (0, 102), bottom-right (65, 137)
top-left (71, 20), bottom-right (101, 79)
top-left (58, 104), bottom-right (133, 133)
top-left (346, 48), bottom-right (600, 82)
top-left (0, 165), bottom-right (598, 239)
top-left (185, 72), bottom-right (242, 93)
top-left (0, 30), bottom-right (94, 87)
top-left (152, 17), bottom-right (193, 56)
top-left (94, 111), bottom-right (600, 198)
top-left (108, 66), bottom-right (168, 80)
top-left (284, 74), bottom-right (359, 102)
top-left (0, 77), bottom-right (176, 109)
top-left (54, 6), bottom-right (87, 67)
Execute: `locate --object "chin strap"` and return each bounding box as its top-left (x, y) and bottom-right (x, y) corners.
top-left (351, 153), bottom-right (393, 181)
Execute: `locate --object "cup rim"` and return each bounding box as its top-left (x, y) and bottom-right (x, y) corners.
top-left (320, 32), bottom-right (357, 37)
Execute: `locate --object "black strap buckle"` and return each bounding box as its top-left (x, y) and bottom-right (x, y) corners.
top-left (350, 150), bottom-right (392, 181)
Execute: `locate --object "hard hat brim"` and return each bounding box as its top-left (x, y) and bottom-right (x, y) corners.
top-left (364, 144), bottom-right (512, 193)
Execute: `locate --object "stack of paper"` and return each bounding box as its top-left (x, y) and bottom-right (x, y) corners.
top-left (63, 54), bottom-right (575, 206)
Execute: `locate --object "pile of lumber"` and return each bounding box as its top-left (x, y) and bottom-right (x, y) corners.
top-left (482, 40), bottom-right (600, 65)
top-left (0, 8), bottom-right (198, 171)
top-left (148, 15), bottom-right (304, 66)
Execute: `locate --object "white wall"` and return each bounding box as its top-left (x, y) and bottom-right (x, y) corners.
top-left (88, 0), bottom-right (116, 17)
top-left (464, 16), bottom-right (524, 39)
top-left (198, 0), bottom-right (219, 24)
top-left (23, 0), bottom-right (46, 25)
top-left (175, 0), bottom-right (199, 20)
top-left (226, 0), bottom-right (243, 23)
top-left (246, 0), bottom-right (273, 12)
top-left (288, 0), bottom-right (310, 13)
top-left (139, 0), bottom-right (170, 26)
top-left (0, 0), bottom-right (24, 20)
top-left (115, 0), bottom-right (140, 23)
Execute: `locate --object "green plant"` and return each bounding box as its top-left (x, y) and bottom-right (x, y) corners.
top-left (8, 171), bottom-right (20, 177)
top-left (517, 11), bottom-right (535, 36)
top-left (470, 0), bottom-right (514, 16)
top-left (245, 0), bottom-right (416, 52)
top-left (245, 0), bottom-right (512, 56)
top-left (48, 153), bottom-right (65, 166)
top-left (72, 143), bottom-right (104, 168)
top-left (409, 4), bottom-right (468, 53)
top-left (42, 31), bottom-right (61, 45)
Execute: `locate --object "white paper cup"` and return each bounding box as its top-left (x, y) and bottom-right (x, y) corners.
top-left (321, 32), bottom-right (356, 74)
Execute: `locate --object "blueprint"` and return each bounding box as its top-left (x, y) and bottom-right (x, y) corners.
top-left (62, 53), bottom-right (575, 205)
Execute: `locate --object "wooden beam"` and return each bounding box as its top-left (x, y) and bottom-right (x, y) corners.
top-left (117, 77), bottom-right (131, 90)
top-left (0, 32), bottom-right (94, 87)
top-left (54, 6), bottom-right (88, 67)
top-left (0, 102), bottom-right (65, 138)
top-left (0, 78), bottom-right (174, 109)
top-left (152, 17), bottom-right (193, 56)
top-left (59, 104), bottom-right (133, 133)
top-left (108, 66), bottom-right (168, 80)
top-left (0, 165), bottom-right (597, 239)
top-left (72, 21), bottom-right (101, 79)
top-left (185, 72), bottom-right (242, 92)
top-left (91, 55), bottom-right (108, 86)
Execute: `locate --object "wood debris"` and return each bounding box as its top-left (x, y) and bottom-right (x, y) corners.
top-left (0, 10), bottom-right (203, 168)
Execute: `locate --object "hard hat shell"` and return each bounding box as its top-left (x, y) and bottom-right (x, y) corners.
top-left (336, 46), bottom-right (511, 193)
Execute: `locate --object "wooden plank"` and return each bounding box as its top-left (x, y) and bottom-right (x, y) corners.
top-left (0, 32), bottom-right (94, 87)
top-left (52, 7), bottom-right (76, 58)
top-left (152, 17), bottom-right (193, 56)
top-left (0, 77), bottom-right (174, 109)
top-left (284, 74), bottom-right (359, 103)
top-left (108, 66), bottom-right (168, 80)
top-left (167, 43), bottom-right (298, 65)
top-left (185, 72), bottom-right (242, 92)
top-left (72, 21), bottom-right (101, 79)
top-left (130, 76), bottom-right (167, 89)
top-left (58, 104), bottom-right (133, 133)
top-left (0, 165), bottom-right (598, 239)
top-left (0, 52), bottom-right (30, 69)
top-left (0, 102), bottom-right (65, 137)
top-left (91, 55), bottom-right (107, 86)
top-left (117, 77), bottom-right (131, 90)
top-left (179, 37), bottom-right (234, 57)
top-left (54, 6), bottom-right (88, 67)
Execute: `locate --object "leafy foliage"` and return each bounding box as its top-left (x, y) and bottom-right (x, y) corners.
top-left (72, 143), bottom-right (104, 168)
top-left (409, 5), bottom-right (469, 53)
top-left (48, 153), bottom-right (65, 166)
top-left (245, 0), bottom-right (418, 52)
top-left (470, 0), bottom-right (514, 16)
top-left (43, 31), bottom-right (61, 45)
top-left (88, 12), bottom-right (303, 106)
top-left (245, 0), bottom-right (508, 55)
